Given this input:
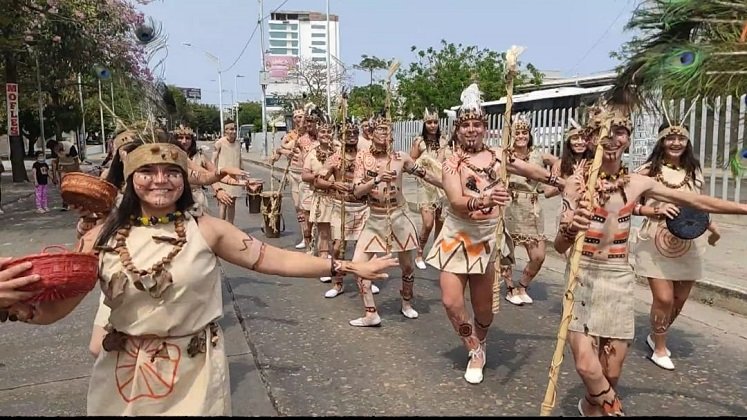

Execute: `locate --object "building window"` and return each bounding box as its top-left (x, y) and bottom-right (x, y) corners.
top-left (290, 32), bottom-right (298, 39)
top-left (269, 31), bottom-right (287, 38)
top-left (311, 40), bottom-right (326, 46)
top-left (312, 57), bottom-right (326, 62)
top-left (269, 48), bottom-right (291, 55)
top-left (311, 33), bottom-right (325, 38)
top-left (311, 24), bottom-right (326, 29)
top-left (311, 47), bottom-right (326, 54)
top-left (268, 23), bottom-right (288, 30)
top-left (289, 24), bottom-right (298, 30)
top-left (269, 39), bottom-right (288, 47)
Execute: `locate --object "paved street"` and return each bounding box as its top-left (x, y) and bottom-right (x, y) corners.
top-left (1, 154), bottom-right (746, 416)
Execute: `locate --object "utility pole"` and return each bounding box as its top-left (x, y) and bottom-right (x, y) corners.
top-left (259, 0), bottom-right (269, 158)
top-left (325, 0), bottom-right (332, 118)
top-left (34, 53), bottom-right (45, 153)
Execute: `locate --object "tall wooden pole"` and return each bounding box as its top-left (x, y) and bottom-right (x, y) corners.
top-left (539, 118), bottom-right (609, 416)
top-left (491, 46), bottom-right (524, 314)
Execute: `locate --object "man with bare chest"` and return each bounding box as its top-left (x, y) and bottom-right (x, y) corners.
top-left (556, 105), bottom-right (747, 416)
top-left (348, 114), bottom-right (442, 327)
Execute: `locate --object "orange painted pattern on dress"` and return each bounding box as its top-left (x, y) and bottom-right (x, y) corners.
top-left (438, 231), bottom-right (488, 258)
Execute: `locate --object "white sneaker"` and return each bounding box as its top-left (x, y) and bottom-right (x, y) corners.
top-left (519, 291), bottom-right (533, 304)
top-left (505, 293), bottom-right (524, 306)
top-left (646, 334), bottom-right (671, 357)
top-left (414, 256), bottom-right (427, 270)
top-left (464, 347), bottom-right (486, 384)
top-left (401, 306), bottom-right (419, 319)
top-left (324, 287), bottom-right (344, 298)
top-left (650, 352), bottom-right (675, 370)
top-left (371, 284), bottom-right (380, 294)
top-left (0, 208), bottom-right (4, 214)
top-left (295, 240), bottom-right (306, 249)
top-left (349, 313), bottom-right (381, 327)
top-left (319, 276), bottom-right (332, 283)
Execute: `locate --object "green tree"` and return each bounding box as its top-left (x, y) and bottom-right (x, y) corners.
top-left (237, 101), bottom-right (262, 132)
top-left (353, 54), bottom-right (389, 87)
top-left (395, 40), bottom-right (543, 118)
top-left (347, 84), bottom-right (386, 119)
top-left (190, 103), bottom-right (220, 135)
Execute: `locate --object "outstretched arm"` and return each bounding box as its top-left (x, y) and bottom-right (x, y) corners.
top-left (505, 151), bottom-right (564, 190)
top-left (639, 174), bottom-right (747, 215)
top-left (201, 215), bottom-right (396, 279)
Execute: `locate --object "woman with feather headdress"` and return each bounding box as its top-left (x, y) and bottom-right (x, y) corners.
top-left (409, 107), bottom-right (449, 270)
top-left (632, 114), bottom-right (721, 371)
top-left (500, 114), bottom-right (559, 306)
top-left (425, 83), bottom-right (563, 384)
top-left (2, 133), bottom-right (397, 415)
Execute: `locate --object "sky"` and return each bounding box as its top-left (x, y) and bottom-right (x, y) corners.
top-left (138, 0), bottom-right (640, 107)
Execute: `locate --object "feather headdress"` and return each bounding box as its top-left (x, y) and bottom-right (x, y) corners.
top-left (457, 83), bottom-right (486, 124)
top-left (512, 112), bottom-right (532, 132)
top-left (607, 0), bottom-right (747, 110)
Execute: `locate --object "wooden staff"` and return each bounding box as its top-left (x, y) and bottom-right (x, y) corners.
top-left (491, 46), bottom-right (524, 314)
top-left (337, 90), bottom-right (349, 259)
top-left (384, 60), bottom-right (400, 253)
top-left (539, 116), bottom-right (609, 416)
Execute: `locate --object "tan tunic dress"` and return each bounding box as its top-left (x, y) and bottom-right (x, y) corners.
top-left (505, 149), bottom-right (545, 245)
top-left (426, 149), bottom-right (514, 274)
top-left (215, 138), bottom-right (243, 198)
top-left (289, 134), bottom-right (316, 210)
top-left (190, 151), bottom-right (210, 212)
top-left (413, 137), bottom-right (446, 210)
top-left (353, 149), bottom-right (419, 253)
top-left (305, 149), bottom-right (334, 224)
top-left (88, 212), bottom-right (234, 415)
top-left (326, 151), bottom-right (370, 241)
top-left (633, 165), bottom-right (706, 281)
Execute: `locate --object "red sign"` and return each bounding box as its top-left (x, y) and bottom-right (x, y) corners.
top-left (264, 55), bottom-right (299, 82)
top-left (6, 83), bottom-right (19, 136)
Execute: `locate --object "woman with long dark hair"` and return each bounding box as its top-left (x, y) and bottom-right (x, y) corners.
top-left (544, 123), bottom-right (593, 199)
top-left (501, 115), bottom-right (559, 306)
top-left (633, 121), bottom-right (721, 371)
top-left (409, 108), bottom-right (448, 269)
top-left (4, 140), bottom-right (396, 415)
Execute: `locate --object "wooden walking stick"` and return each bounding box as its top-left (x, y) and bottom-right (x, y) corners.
top-left (491, 45), bottom-right (525, 314)
top-left (539, 110), bottom-right (610, 416)
top-left (337, 90), bottom-right (349, 259)
top-left (383, 59), bottom-right (400, 254)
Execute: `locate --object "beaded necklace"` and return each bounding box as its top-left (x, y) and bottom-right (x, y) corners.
top-left (461, 148), bottom-right (499, 181)
top-left (315, 145), bottom-right (334, 163)
top-left (115, 214), bottom-right (187, 298)
top-left (595, 167), bottom-right (630, 206)
top-left (130, 211), bottom-right (183, 227)
top-left (656, 167), bottom-right (692, 190)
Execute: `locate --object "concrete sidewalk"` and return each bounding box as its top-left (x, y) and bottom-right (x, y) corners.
top-left (238, 147), bottom-right (747, 316)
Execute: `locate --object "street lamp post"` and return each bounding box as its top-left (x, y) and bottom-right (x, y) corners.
top-left (235, 74), bottom-right (245, 128)
top-left (182, 42), bottom-right (225, 133)
top-left (258, 0), bottom-right (269, 158)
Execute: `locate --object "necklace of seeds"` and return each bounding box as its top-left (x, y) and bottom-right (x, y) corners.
top-left (595, 167), bottom-right (630, 206)
top-left (114, 214), bottom-right (187, 298)
top-left (462, 148), bottom-right (500, 181)
top-left (656, 165), bottom-right (691, 190)
top-left (316, 146), bottom-right (333, 164)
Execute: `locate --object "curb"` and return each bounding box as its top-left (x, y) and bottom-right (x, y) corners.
top-left (243, 158), bottom-right (747, 317)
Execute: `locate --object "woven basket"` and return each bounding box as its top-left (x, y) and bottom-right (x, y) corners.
top-left (61, 172), bottom-right (118, 213)
top-left (8, 246), bottom-right (99, 303)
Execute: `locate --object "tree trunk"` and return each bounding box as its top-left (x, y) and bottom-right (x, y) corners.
top-left (4, 53), bottom-right (28, 182)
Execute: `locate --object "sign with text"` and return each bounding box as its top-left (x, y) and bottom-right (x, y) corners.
top-left (264, 55), bottom-right (299, 83)
top-left (6, 83), bottom-right (19, 136)
top-left (177, 87), bottom-right (202, 100)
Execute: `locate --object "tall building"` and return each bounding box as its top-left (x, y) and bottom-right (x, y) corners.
top-left (264, 10), bottom-right (341, 115)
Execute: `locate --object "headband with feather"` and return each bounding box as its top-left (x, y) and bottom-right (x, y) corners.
top-left (456, 83), bottom-right (486, 124)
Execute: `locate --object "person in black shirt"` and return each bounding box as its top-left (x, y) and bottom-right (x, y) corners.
top-left (32, 151), bottom-right (50, 213)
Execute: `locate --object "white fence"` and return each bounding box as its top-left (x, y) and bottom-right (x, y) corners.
top-left (392, 95), bottom-right (747, 203)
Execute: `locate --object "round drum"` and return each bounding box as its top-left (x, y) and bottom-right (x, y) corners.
top-left (260, 191), bottom-right (284, 238)
top-left (666, 206), bottom-right (710, 240)
top-left (246, 179), bottom-right (264, 214)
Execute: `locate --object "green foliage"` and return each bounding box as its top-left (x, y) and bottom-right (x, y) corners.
top-left (347, 84), bottom-right (386, 119)
top-left (237, 101), bottom-right (262, 132)
top-left (395, 40), bottom-right (543, 118)
top-left (353, 54), bottom-right (390, 86)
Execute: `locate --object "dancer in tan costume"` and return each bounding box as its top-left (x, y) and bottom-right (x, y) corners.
top-left (4, 140), bottom-right (396, 416)
top-left (315, 120), bottom-right (380, 298)
top-left (212, 119), bottom-right (246, 224)
top-left (501, 114), bottom-right (559, 306)
top-left (409, 107), bottom-right (448, 270)
top-left (556, 105), bottom-right (746, 416)
top-left (425, 84), bottom-right (563, 385)
top-left (633, 119), bottom-right (720, 371)
top-left (349, 114), bottom-right (442, 326)
top-left (270, 103), bottom-right (307, 248)
top-left (302, 113), bottom-right (337, 281)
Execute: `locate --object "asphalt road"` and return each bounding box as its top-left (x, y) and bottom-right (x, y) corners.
top-left (0, 162), bottom-right (745, 416)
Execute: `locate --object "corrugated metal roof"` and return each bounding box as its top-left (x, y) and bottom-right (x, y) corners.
top-left (448, 84), bottom-right (613, 111)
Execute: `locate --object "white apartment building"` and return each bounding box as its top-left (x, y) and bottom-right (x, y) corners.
top-left (265, 10), bottom-right (341, 114)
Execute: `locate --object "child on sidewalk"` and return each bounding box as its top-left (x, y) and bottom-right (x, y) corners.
top-left (32, 151), bottom-right (50, 213)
